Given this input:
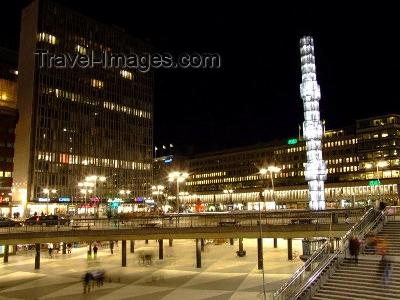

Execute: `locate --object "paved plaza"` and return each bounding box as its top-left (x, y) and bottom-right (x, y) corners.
top-left (0, 238), bottom-right (303, 300)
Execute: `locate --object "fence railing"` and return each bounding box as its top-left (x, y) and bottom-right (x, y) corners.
top-left (273, 206), bottom-right (388, 300)
top-left (0, 208), bottom-right (367, 235)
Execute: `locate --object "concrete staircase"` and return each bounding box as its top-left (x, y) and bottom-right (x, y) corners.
top-left (312, 258), bottom-right (400, 300)
top-left (310, 220), bottom-right (400, 299)
top-left (364, 221), bottom-right (400, 256)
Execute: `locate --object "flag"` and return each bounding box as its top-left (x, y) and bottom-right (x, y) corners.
top-left (170, 143), bottom-right (174, 148)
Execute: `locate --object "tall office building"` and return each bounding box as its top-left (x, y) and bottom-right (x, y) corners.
top-left (0, 48), bottom-right (18, 215)
top-left (13, 0), bottom-right (153, 214)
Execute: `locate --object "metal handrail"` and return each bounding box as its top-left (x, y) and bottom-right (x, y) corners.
top-left (273, 207), bottom-right (380, 300)
top-left (291, 207), bottom-right (389, 299)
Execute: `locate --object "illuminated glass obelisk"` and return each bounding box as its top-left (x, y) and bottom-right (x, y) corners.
top-left (299, 36), bottom-right (327, 210)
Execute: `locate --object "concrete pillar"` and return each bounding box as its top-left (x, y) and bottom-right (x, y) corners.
top-left (145, 240), bottom-right (149, 244)
top-left (201, 239), bottom-right (205, 251)
top-left (169, 239), bottom-right (173, 247)
top-left (122, 240), bottom-right (126, 267)
top-left (330, 239), bottom-right (335, 253)
top-left (196, 239), bottom-right (202, 268)
top-left (88, 243), bottom-right (92, 256)
top-left (130, 240), bottom-right (135, 253)
top-left (230, 238), bottom-right (234, 245)
top-left (288, 238), bottom-right (293, 260)
top-left (273, 238), bottom-right (278, 248)
top-left (35, 243), bottom-right (40, 269)
top-left (62, 242), bottom-right (66, 254)
top-left (158, 240), bottom-right (164, 259)
top-left (257, 238), bottom-right (263, 270)
top-left (3, 245), bottom-right (9, 263)
top-left (239, 238), bottom-right (244, 252)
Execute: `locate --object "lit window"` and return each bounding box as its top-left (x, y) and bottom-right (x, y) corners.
top-left (120, 70), bottom-right (133, 80)
top-left (75, 45), bottom-right (87, 55)
top-left (38, 32), bottom-right (57, 45)
top-left (91, 79), bottom-right (104, 89)
top-left (4, 172), bottom-right (11, 177)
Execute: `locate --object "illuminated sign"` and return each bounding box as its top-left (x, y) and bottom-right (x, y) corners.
top-left (38, 197), bottom-right (50, 202)
top-left (58, 197), bottom-right (70, 202)
top-left (164, 158), bottom-right (173, 164)
top-left (288, 138), bottom-right (298, 145)
top-left (368, 179), bottom-right (381, 186)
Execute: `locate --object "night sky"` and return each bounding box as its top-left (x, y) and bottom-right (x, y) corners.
top-left (2, 2), bottom-right (399, 155)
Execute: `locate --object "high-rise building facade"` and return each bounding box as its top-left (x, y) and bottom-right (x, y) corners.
top-left (13, 0), bottom-right (153, 214)
top-left (0, 47), bottom-right (18, 215)
top-left (179, 114), bottom-right (400, 210)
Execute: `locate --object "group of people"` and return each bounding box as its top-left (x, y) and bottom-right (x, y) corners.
top-left (349, 235), bottom-right (393, 285)
top-left (83, 269), bottom-right (106, 293)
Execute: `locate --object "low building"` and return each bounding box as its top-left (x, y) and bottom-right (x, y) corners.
top-left (177, 114), bottom-right (400, 211)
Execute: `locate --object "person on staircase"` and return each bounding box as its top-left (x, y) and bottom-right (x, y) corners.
top-left (349, 235), bottom-right (360, 264)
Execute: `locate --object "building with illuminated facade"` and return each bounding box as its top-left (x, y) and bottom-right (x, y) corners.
top-left (0, 48), bottom-right (18, 216)
top-left (13, 0), bottom-right (153, 215)
top-left (180, 114), bottom-right (400, 210)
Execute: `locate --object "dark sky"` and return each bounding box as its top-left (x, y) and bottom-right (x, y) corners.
top-left (2, 2), bottom-right (399, 155)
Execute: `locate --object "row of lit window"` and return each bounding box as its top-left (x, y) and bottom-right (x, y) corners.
top-left (193, 172), bottom-right (226, 179)
top-left (103, 102), bottom-right (150, 119)
top-left (286, 146), bottom-right (306, 153)
top-left (187, 184), bottom-right (399, 202)
top-left (42, 87), bottom-right (151, 119)
top-left (0, 171), bottom-right (12, 178)
top-left (91, 79), bottom-right (104, 89)
top-left (38, 32), bottom-right (56, 45)
top-left (326, 157), bottom-right (358, 165)
top-left (271, 184), bottom-right (398, 199)
top-left (37, 151), bottom-right (151, 170)
top-left (327, 166), bottom-right (358, 173)
top-left (324, 139), bottom-right (357, 148)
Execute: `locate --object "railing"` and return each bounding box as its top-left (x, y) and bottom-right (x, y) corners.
top-left (273, 206), bottom-right (388, 300)
top-left (0, 209), bottom-right (366, 235)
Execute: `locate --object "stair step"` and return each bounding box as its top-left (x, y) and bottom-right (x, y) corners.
top-left (323, 282), bottom-right (400, 294)
top-left (316, 286), bottom-right (399, 300)
top-left (328, 277), bottom-right (400, 289)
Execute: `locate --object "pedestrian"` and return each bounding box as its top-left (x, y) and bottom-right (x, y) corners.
top-left (48, 243), bottom-right (53, 258)
top-left (349, 235), bottom-right (360, 264)
top-left (110, 241), bottom-right (114, 254)
top-left (379, 255), bottom-right (393, 285)
top-left (93, 244), bottom-right (98, 259)
top-left (83, 272), bottom-right (92, 293)
top-left (67, 243), bottom-right (72, 254)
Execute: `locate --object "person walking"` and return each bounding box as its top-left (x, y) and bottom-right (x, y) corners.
top-left (349, 235), bottom-right (360, 264)
top-left (67, 243), bottom-right (72, 254)
top-left (110, 241), bottom-right (114, 254)
top-left (48, 243), bottom-right (53, 258)
top-left (83, 272), bottom-right (92, 294)
top-left (93, 244), bottom-right (98, 259)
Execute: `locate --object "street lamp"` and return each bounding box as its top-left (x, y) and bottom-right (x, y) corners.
top-left (43, 188), bottom-right (57, 215)
top-left (152, 185), bottom-right (165, 208)
top-left (260, 166), bottom-right (281, 210)
top-left (223, 189), bottom-right (234, 210)
top-left (168, 171), bottom-right (189, 214)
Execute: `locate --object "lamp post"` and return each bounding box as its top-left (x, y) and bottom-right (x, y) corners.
top-left (81, 175), bottom-right (106, 216)
top-left (152, 185), bottom-right (165, 210)
top-left (168, 172), bottom-right (189, 215)
top-left (119, 189), bottom-right (131, 212)
top-left (260, 166), bottom-right (281, 210)
top-left (43, 188), bottom-right (57, 215)
top-left (223, 189), bottom-right (234, 211)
